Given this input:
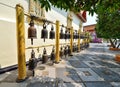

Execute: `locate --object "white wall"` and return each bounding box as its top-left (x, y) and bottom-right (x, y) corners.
top-left (0, 0), bottom-right (82, 68)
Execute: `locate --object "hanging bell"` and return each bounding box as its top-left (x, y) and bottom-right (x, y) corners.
top-left (68, 45), bottom-right (71, 56)
top-left (73, 45), bottom-right (75, 52)
top-left (42, 48), bottom-right (48, 64)
top-left (73, 32), bottom-right (75, 40)
top-left (28, 49), bottom-right (37, 72)
top-left (31, 49), bottom-right (35, 58)
top-left (60, 46), bottom-right (64, 59)
top-left (60, 26), bottom-right (64, 39)
top-left (51, 46), bottom-right (55, 61)
top-left (65, 30), bottom-right (68, 41)
top-left (28, 20), bottom-right (37, 45)
top-left (49, 25), bottom-right (55, 39)
top-left (68, 31), bottom-right (71, 39)
top-left (75, 31), bottom-right (77, 39)
top-left (64, 46), bottom-right (68, 58)
top-left (41, 23), bottom-right (48, 42)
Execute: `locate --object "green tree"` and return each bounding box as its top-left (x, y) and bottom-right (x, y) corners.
top-left (95, 0), bottom-right (120, 48)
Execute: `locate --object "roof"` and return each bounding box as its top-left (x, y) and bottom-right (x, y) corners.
top-left (76, 11), bottom-right (87, 23)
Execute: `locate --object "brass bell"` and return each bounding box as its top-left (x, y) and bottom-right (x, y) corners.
top-left (73, 45), bottom-right (75, 52)
top-left (49, 25), bottom-right (55, 39)
top-left (28, 49), bottom-right (37, 75)
top-left (28, 20), bottom-right (37, 45)
top-left (60, 26), bottom-right (64, 39)
top-left (42, 48), bottom-right (48, 63)
top-left (60, 46), bottom-right (64, 59)
top-left (51, 46), bottom-right (55, 61)
top-left (73, 32), bottom-right (75, 40)
top-left (68, 31), bottom-right (71, 39)
top-left (31, 49), bottom-right (35, 58)
top-left (64, 46), bottom-right (68, 58)
top-left (67, 45), bottom-right (71, 55)
top-left (75, 31), bottom-right (77, 39)
top-left (65, 30), bottom-right (68, 41)
top-left (41, 23), bottom-right (48, 42)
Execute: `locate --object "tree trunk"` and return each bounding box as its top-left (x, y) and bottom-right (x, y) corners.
top-left (109, 39), bottom-right (116, 48)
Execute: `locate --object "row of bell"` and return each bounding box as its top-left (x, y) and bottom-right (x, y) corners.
top-left (29, 43), bottom-right (88, 65)
top-left (28, 20), bottom-right (87, 45)
top-left (28, 20), bottom-right (55, 44)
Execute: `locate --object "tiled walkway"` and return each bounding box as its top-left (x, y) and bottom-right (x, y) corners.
top-left (0, 43), bottom-right (120, 87)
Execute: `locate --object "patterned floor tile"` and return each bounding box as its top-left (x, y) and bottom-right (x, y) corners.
top-left (68, 60), bottom-right (89, 68)
top-left (83, 61), bottom-right (103, 68)
top-left (92, 67), bottom-right (120, 81)
top-left (85, 82), bottom-right (112, 87)
top-left (76, 68), bottom-right (104, 81)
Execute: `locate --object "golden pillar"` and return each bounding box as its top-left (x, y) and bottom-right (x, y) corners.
top-left (70, 27), bottom-right (73, 56)
top-left (16, 4), bottom-right (27, 81)
top-left (55, 20), bottom-right (60, 63)
top-left (77, 29), bottom-right (81, 52)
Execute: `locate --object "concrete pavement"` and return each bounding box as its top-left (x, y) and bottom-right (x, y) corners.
top-left (0, 43), bottom-right (120, 87)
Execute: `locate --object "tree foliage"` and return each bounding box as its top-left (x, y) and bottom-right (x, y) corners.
top-left (95, 0), bottom-right (120, 39)
top-left (36, 0), bottom-right (99, 15)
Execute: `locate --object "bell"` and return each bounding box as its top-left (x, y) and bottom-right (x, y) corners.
top-left (60, 46), bottom-right (64, 59)
top-left (68, 31), bottom-right (71, 39)
top-left (41, 23), bottom-right (48, 42)
top-left (42, 48), bottom-right (48, 64)
top-left (28, 49), bottom-right (37, 75)
top-left (31, 49), bottom-right (35, 58)
top-left (51, 46), bottom-right (55, 61)
top-left (73, 32), bottom-right (75, 40)
top-left (65, 30), bottom-right (68, 41)
top-left (73, 45), bottom-right (75, 52)
top-left (60, 27), bottom-right (64, 39)
top-left (77, 31), bottom-right (79, 39)
top-left (49, 25), bottom-right (55, 39)
top-left (67, 45), bottom-right (71, 55)
top-left (64, 46), bottom-right (68, 58)
top-left (28, 20), bottom-right (37, 45)
top-left (75, 31), bottom-right (77, 39)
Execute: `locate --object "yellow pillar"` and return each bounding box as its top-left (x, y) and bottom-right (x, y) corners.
top-left (70, 27), bottom-right (73, 56)
top-left (55, 20), bottom-right (60, 63)
top-left (77, 29), bottom-right (81, 52)
top-left (16, 4), bottom-right (26, 81)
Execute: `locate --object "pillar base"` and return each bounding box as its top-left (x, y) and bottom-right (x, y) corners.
top-left (16, 77), bottom-right (28, 83)
top-left (69, 54), bottom-right (73, 56)
top-left (54, 61), bottom-right (60, 64)
top-left (115, 54), bottom-right (120, 62)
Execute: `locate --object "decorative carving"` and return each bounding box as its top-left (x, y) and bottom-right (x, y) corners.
top-left (29, 0), bottom-right (45, 17)
top-left (27, 0), bottom-right (45, 25)
top-left (67, 11), bottom-right (73, 28)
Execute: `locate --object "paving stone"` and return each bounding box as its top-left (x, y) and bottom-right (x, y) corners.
top-left (75, 55), bottom-right (91, 61)
top-left (58, 82), bottom-right (85, 87)
top-left (86, 54), bottom-right (102, 60)
top-left (26, 81), bottom-right (54, 87)
top-left (0, 83), bottom-right (27, 87)
top-left (68, 60), bottom-right (89, 68)
top-left (85, 82), bottom-right (112, 87)
top-left (83, 61), bottom-right (103, 68)
top-left (96, 54), bottom-right (114, 60)
top-left (92, 67), bottom-right (120, 81)
top-left (56, 67), bottom-right (82, 82)
top-left (111, 82), bottom-right (120, 87)
top-left (76, 68), bottom-right (104, 81)
top-left (95, 60), bottom-right (120, 68)
top-left (109, 68), bottom-right (120, 75)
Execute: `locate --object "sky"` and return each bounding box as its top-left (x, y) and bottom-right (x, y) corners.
top-left (83, 12), bottom-right (97, 26)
